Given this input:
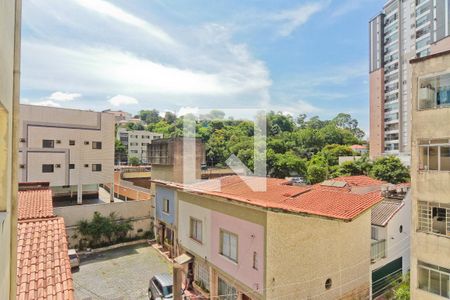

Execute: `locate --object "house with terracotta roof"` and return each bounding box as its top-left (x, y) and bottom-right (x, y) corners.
top-left (154, 175), bottom-right (388, 300)
top-left (370, 184), bottom-right (411, 298)
top-left (16, 183), bottom-right (74, 300)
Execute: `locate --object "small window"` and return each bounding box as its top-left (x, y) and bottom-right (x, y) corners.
top-left (69, 140), bottom-right (75, 146)
top-left (69, 164), bottom-right (75, 169)
top-left (56, 140), bottom-right (61, 144)
top-left (399, 225), bottom-right (403, 233)
top-left (55, 164), bottom-right (61, 168)
top-left (92, 164), bottom-right (102, 172)
top-left (163, 199), bottom-right (170, 213)
top-left (84, 141), bottom-right (89, 145)
top-left (42, 164), bottom-right (54, 173)
top-left (325, 278), bottom-right (332, 290)
top-left (190, 217), bottom-right (202, 242)
top-left (220, 230), bottom-right (238, 262)
top-left (371, 226), bottom-right (379, 240)
top-left (84, 164), bottom-right (89, 168)
top-left (42, 140), bottom-right (54, 148)
top-left (92, 141), bottom-right (102, 149)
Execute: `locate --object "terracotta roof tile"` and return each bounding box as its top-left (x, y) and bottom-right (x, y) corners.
top-left (156, 175), bottom-right (387, 221)
top-left (17, 217), bottom-right (74, 300)
top-left (18, 189), bottom-right (54, 220)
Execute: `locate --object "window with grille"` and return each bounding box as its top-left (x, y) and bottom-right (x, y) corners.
top-left (92, 164), bottom-right (102, 172)
top-left (42, 164), bottom-right (54, 173)
top-left (218, 277), bottom-right (237, 300)
top-left (418, 201), bottom-right (450, 237)
top-left (42, 139), bottom-right (54, 148)
top-left (92, 141), bottom-right (102, 149)
top-left (220, 230), bottom-right (238, 263)
top-left (194, 261), bottom-right (210, 291)
top-left (190, 217), bottom-right (202, 243)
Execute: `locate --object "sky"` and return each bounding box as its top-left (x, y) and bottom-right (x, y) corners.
top-left (21, 0), bottom-right (383, 132)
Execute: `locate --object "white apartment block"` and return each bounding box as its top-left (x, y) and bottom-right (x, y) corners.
top-left (18, 104), bottom-right (115, 204)
top-left (117, 127), bottom-right (163, 164)
top-left (369, 0), bottom-right (450, 160)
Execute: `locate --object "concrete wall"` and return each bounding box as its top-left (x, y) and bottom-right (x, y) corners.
top-left (265, 211), bottom-right (371, 300)
top-left (19, 104), bottom-right (114, 188)
top-left (369, 68), bottom-right (385, 159)
top-left (0, 0), bottom-right (20, 298)
top-left (411, 53), bottom-right (450, 299)
top-left (54, 200), bottom-right (153, 248)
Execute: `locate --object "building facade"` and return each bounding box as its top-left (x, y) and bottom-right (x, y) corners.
top-left (102, 109), bottom-right (132, 124)
top-left (116, 127), bottom-right (162, 164)
top-left (0, 0), bottom-right (21, 298)
top-left (410, 49), bottom-right (450, 299)
top-left (369, 0), bottom-right (450, 160)
top-left (370, 186), bottom-right (411, 298)
top-left (155, 175), bottom-right (388, 300)
top-left (18, 105), bottom-right (115, 204)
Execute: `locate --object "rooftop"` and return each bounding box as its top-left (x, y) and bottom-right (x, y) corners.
top-left (371, 199), bottom-right (404, 227)
top-left (17, 186), bottom-right (74, 300)
top-left (155, 175), bottom-right (387, 221)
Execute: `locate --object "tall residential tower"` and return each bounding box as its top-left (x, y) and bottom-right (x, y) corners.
top-left (369, 0), bottom-right (450, 160)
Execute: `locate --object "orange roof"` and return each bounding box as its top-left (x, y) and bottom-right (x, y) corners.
top-left (18, 189), bottom-right (54, 220)
top-left (17, 218), bottom-right (74, 300)
top-left (350, 144), bottom-right (367, 150)
top-left (17, 188), bottom-right (74, 300)
top-left (155, 175), bottom-right (386, 221)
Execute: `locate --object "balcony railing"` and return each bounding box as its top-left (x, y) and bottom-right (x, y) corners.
top-left (371, 239), bottom-right (386, 263)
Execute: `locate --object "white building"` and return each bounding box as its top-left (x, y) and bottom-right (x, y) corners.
top-left (117, 127), bottom-right (163, 164)
top-left (370, 185), bottom-right (411, 298)
top-left (18, 104), bottom-right (115, 204)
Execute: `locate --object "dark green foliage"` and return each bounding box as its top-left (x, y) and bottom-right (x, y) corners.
top-left (370, 156), bottom-right (410, 184)
top-left (128, 156), bottom-right (140, 166)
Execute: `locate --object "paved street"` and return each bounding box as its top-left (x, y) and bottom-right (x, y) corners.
top-left (73, 244), bottom-right (172, 300)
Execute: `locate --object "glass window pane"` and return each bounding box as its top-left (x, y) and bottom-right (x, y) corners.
top-left (230, 235), bottom-right (237, 261)
top-left (419, 146), bottom-right (428, 170)
top-left (430, 270), bottom-right (440, 295)
top-left (418, 267), bottom-right (429, 291)
top-left (441, 146), bottom-right (450, 171)
top-left (429, 146), bottom-right (439, 170)
top-left (441, 274), bottom-right (449, 298)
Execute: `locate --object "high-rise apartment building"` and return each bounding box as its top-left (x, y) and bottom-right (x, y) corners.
top-left (18, 104), bottom-right (115, 204)
top-left (369, 0), bottom-right (450, 160)
top-left (0, 0), bottom-right (21, 298)
top-left (116, 127), bottom-right (163, 164)
top-left (410, 48), bottom-right (450, 299)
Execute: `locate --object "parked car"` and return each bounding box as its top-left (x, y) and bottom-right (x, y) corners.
top-left (148, 273), bottom-right (173, 300)
top-left (68, 249), bottom-right (80, 269)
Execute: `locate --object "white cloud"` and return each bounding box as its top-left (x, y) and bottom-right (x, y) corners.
top-left (73, 0), bottom-right (177, 45)
top-left (29, 100), bottom-right (62, 107)
top-left (48, 91), bottom-right (81, 101)
top-left (177, 106), bottom-right (199, 116)
top-left (331, 0), bottom-right (369, 18)
top-left (270, 99), bottom-right (322, 115)
top-left (108, 95), bottom-right (138, 107)
top-left (271, 2), bottom-right (328, 36)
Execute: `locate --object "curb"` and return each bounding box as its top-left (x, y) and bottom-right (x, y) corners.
top-left (78, 239), bottom-right (156, 256)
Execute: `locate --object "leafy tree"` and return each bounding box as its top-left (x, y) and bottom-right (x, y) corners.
top-left (392, 273), bottom-right (410, 300)
top-left (139, 109), bottom-right (161, 124)
top-left (307, 164), bottom-right (328, 184)
top-left (164, 111), bottom-right (177, 124)
top-left (115, 140), bottom-right (127, 163)
top-left (370, 156), bottom-right (410, 184)
top-left (319, 144), bottom-right (354, 166)
top-left (269, 151), bottom-right (307, 179)
top-left (128, 156), bottom-right (140, 166)
top-left (126, 122), bottom-right (144, 131)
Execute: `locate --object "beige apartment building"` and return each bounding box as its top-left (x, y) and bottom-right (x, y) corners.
top-left (0, 0), bottom-right (21, 298)
top-left (410, 48), bottom-right (450, 299)
top-left (18, 105), bottom-right (115, 204)
top-left (117, 127), bottom-right (163, 164)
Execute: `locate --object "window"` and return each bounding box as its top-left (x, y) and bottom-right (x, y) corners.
top-left (418, 73), bottom-right (450, 110)
top-left (92, 164), bottom-right (102, 172)
top-left (418, 261), bottom-right (450, 298)
top-left (418, 201), bottom-right (450, 236)
top-left (220, 230), bottom-right (238, 262)
top-left (325, 278), bottom-right (332, 290)
top-left (92, 141), bottom-right (102, 149)
top-left (69, 140), bottom-right (75, 146)
top-left (371, 226), bottom-right (379, 240)
top-left (218, 277), bottom-right (237, 300)
top-left (194, 262), bottom-right (210, 291)
top-left (419, 140), bottom-right (450, 171)
top-left (253, 251), bottom-right (258, 270)
top-left (42, 139), bottom-right (54, 148)
top-left (69, 164), bottom-right (75, 169)
top-left (162, 198), bottom-right (170, 213)
top-left (190, 217), bottom-right (202, 242)
top-left (84, 164), bottom-right (89, 168)
top-left (399, 225), bottom-right (403, 233)
top-left (42, 164), bottom-right (54, 173)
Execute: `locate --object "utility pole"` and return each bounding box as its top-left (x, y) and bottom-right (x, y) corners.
top-left (173, 263), bottom-right (183, 300)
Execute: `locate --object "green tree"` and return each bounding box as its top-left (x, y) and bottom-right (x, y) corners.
top-left (307, 164), bottom-right (328, 184)
top-left (269, 151), bottom-right (307, 179)
top-left (139, 109), bottom-right (161, 124)
top-left (370, 156), bottom-right (410, 184)
top-left (128, 156), bottom-right (140, 166)
top-left (164, 111), bottom-right (177, 124)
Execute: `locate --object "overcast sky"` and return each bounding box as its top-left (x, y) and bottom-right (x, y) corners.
top-left (21, 0), bottom-right (382, 131)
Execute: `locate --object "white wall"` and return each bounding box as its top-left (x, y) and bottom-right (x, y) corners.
top-left (54, 200), bottom-right (153, 247)
top-left (178, 200), bottom-right (211, 259)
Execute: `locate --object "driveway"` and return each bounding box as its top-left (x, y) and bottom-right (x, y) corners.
top-left (73, 243), bottom-right (172, 300)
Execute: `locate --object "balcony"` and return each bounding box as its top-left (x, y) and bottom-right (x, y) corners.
top-left (371, 239), bottom-right (387, 263)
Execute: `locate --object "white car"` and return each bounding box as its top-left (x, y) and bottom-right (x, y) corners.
top-left (68, 249), bottom-right (80, 269)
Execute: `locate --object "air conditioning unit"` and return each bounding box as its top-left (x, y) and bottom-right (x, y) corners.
top-left (19, 164), bottom-right (25, 169)
top-left (20, 138), bottom-right (26, 143)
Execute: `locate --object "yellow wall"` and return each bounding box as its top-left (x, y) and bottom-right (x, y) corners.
top-left (0, 0), bottom-right (21, 298)
top-left (411, 53), bottom-right (450, 300)
top-left (265, 211), bottom-right (371, 300)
